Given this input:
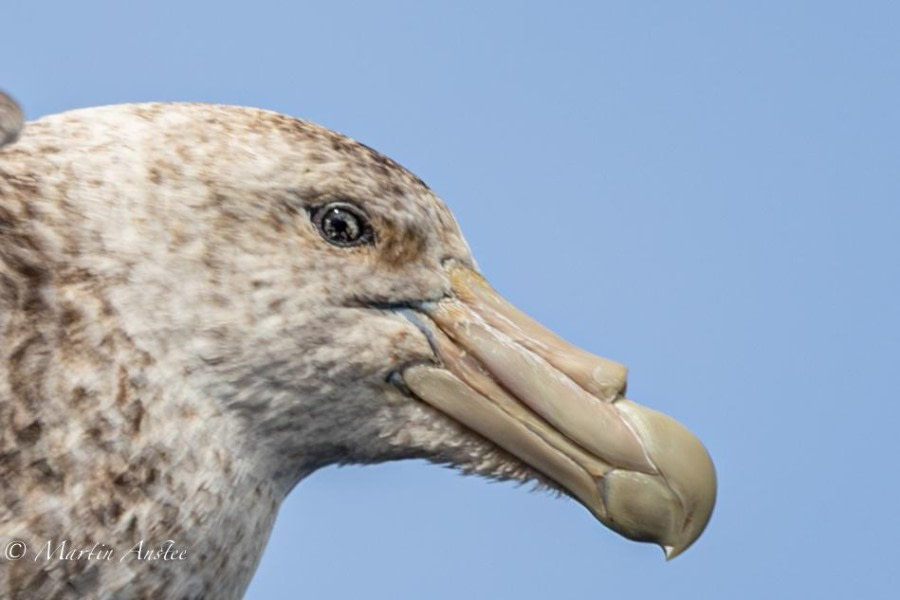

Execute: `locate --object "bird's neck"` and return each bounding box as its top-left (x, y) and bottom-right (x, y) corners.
top-left (112, 355), bottom-right (286, 598)
top-left (2, 293), bottom-right (285, 598)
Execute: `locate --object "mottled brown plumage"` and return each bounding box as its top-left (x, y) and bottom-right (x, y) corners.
top-left (0, 92), bottom-right (22, 147)
top-left (0, 99), bottom-right (551, 599)
top-left (0, 94), bottom-right (716, 599)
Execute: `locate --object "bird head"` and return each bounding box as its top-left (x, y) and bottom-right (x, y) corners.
top-left (11, 102), bottom-right (716, 558)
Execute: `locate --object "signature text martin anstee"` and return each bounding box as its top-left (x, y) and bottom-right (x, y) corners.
top-left (26, 539), bottom-right (188, 562)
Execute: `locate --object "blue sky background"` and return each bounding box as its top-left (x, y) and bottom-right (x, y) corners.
top-left (4, 2), bottom-right (899, 598)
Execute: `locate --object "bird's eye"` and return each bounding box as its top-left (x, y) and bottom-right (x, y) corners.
top-left (311, 202), bottom-right (374, 247)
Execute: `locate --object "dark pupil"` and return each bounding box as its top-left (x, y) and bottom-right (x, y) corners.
top-left (323, 209), bottom-right (360, 243)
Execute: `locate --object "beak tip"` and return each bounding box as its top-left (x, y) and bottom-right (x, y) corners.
top-left (662, 543), bottom-right (689, 561)
top-left (613, 399), bottom-right (717, 556)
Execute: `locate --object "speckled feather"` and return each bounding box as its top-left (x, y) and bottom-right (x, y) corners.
top-left (0, 101), bottom-right (555, 599)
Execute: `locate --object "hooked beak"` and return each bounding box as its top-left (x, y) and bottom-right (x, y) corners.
top-left (395, 265), bottom-right (716, 559)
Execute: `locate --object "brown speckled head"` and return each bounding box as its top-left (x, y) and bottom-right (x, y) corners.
top-left (0, 102), bottom-right (520, 599)
top-left (0, 101), bottom-right (715, 598)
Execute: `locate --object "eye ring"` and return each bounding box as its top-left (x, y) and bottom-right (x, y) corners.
top-left (310, 202), bottom-right (374, 248)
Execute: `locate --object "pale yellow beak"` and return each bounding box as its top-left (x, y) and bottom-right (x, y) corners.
top-left (399, 265), bottom-right (716, 558)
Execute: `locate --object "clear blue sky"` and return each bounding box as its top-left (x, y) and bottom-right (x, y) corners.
top-left (4, 2), bottom-right (899, 599)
